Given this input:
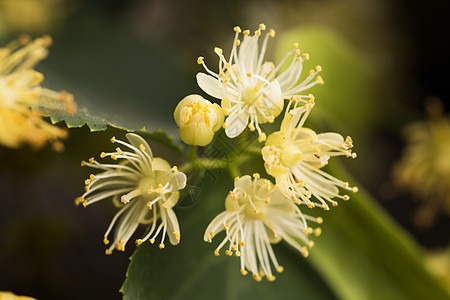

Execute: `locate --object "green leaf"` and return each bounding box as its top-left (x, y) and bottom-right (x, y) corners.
top-left (304, 162), bottom-right (449, 300)
top-left (121, 172), bottom-right (336, 300)
top-left (45, 106), bottom-right (183, 155)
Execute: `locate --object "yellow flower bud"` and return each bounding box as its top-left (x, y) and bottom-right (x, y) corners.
top-left (174, 95), bottom-right (224, 146)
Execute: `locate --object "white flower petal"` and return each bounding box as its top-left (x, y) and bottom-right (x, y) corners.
top-left (225, 110), bottom-right (249, 138)
top-left (196, 72), bottom-right (224, 99)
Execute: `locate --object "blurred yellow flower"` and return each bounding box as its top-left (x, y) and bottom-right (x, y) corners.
top-left (0, 291), bottom-right (35, 300)
top-left (394, 98), bottom-right (450, 226)
top-left (0, 35), bottom-right (75, 150)
top-left (0, 0), bottom-right (69, 34)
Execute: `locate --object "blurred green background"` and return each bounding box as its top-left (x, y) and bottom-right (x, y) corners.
top-left (0, 0), bottom-right (449, 299)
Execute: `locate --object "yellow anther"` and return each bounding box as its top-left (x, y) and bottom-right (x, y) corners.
top-left (303, 53), bottom-right (310, 60)
top-left (247, 72), bottom-right (252, 77)
top-left (332, 201), bottom-right (338, 207)
top-left (301, 247), bottom-right (309, 257)
top-left (214, 47), bottom-right (223, 55)
top-left (316, 217), bottom-right (323, 224)
top-left (240, 269), bottom-right (248, 276)
top-left (231, 245), bottom-right (237, 251)
top-left (276, 266), bottom-right (284, 273)
top-left (75, 197), bottom-right (84, 206)
top-left (209, 231), bottom-right (214, 237)
top-left (343, 182), bottom-right (349, 188)
top-left (316, 65), bottom-right (322, 72)
top-left (116, 147), bottom-right (123, 154)
top-left (240, 241), bottom-right (245, 246)
top-left (314, 228), bottom-right (322, 237)
top-left (309, 94), bottom-right (315, 101)
top-left (259, 23), bottom-right (266, 30)
top-left (197, 56), bottom-right (204, 64)
top-left (100, 152), bottom-right (106, 158)
top-left (343, 195), bottom-right (350, 201)
top-left (89, 174), bottom-right (95, 181)
top-left (136, 239), bottom-right (143, 245)
top-left (111, 154), bottom-right (117, 160)
top-left (352, 153), bottom-right (357, 158)
top-left (224, 223), bottom-right (230, 230)
top-left (235, 251), bottom-right (241, 257)
top-left (234, 39), bottom-right (240, 46)
top-left (266, 274), bottom-right (276, 281)
top-left (295, 49), bottom-right (301, 55)
top-left (207, 236), bottom-right (212, 243)
top-left (89, 157), bottom-right (95, 163)
top-left (242, 192), bottom-right (247, 198)
top-left (269, 29), bottom-right (275, 37)
top-left (149, 238), bottom-right (155, 244)
top-left (253, 173), bottom-right (260, 179)
top-left (234, 26), bottom-right (242, 33)
top-left (248, 122), bottom-right (255, 131)
top-left (81, 161), bottom-right (86, 167)
top-left (265, 197), bottom-right (271, 204)
top-left (159, 243), bottom-right (165, 249)
top-left (255, 30), bottom-right (261, 36)
top-left (173, 231), bottom-right (180, 240)
top-left (258, 133), bottom-right (267, 142)
top-left (234, 176), bottom-right (240, 182)
top-left (173, 166), bottom-right (178, 173)
top-left (307, 241), bottom-right (315, 248)
top-left (316, 76), bottom-right (324, 85)
top-left (253, 273), bottom-right (262, 282)
top-left (225, 250), bottom-right (231, 256)
top-left (84, 186), bottom-right (89, 192)
top-left (105, 249), bottom-right (112, 255)
top-left (309, 69), bottom-right (315, 76)
top-left (222, 122), bottom-right (227, 128)
top-left (322, 203), bottom-right (330, 210)
top-left (84, 179), bottom-right (91, 185)
top-left (214, 249), bottom-right (220, 256)
top-left (293, 42), bottom-right (299, 49)
top-left (243, 30), bottom-right (250, 35)
top-left (103, 238), bottom-right (109, 245)
top-left (139, 144), bottom-right (145, 151)
top-left (352, 187), bottom-right (359, 192)
top-left (296, 56), bottom-right (303, 62)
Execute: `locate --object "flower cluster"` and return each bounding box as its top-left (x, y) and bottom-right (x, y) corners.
top-left (205, 174), bottom-right (322, 281)
top-left (0, 35), bottom-right (76, 150)
top-left (76, 133), bottom-right (187, 253)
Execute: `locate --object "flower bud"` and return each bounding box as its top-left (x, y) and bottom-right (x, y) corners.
top-left (174, 95), bottom-right (224, 146)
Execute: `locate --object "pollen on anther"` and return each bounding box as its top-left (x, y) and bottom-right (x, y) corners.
top-left (293, 43), bottom-right (299, 49)
top-left (314, 228), bottom-right (322, 236)
top-left (269, 29), bottom-right (275, 37)
top-left (159, 243), bottom-right (165, 249)
top-left (81, 161), bottom-right (86, 167)
top-left (139, 144), bottom-right (145, 151)
top-left (247, 72), bottom-right (252, 77)
top-left (234, 26), bottom-right (242, 33)
top-left (343, 195), bottom-right (350, 201)
top-left (105, 249), bottom-right (112, 255)
top-left (197, 56), bottom-right (204, 64)
top-left (103, 238), bottom-right (109, 245)
top-left (243, 30), bottom-right (250, 35)
top-left (240, 269), bottom-right (248, 276)
top-left (316, 217), bottom-right (323, 224)
top-left (149, 238), bottom-right (155, 244)
top-left (276, 266), bottom-right (284, 273)
top-left (214, 249), bottom-right (220, 256)
top-left (110, 136), bottom-right (116, 143)
top-left (214, 47), bottom-right (223, 55)
top-left (100, 152), bottom-right (106, 158)
top-left (136, 239), bottom-right (143, 245)
top-left (235, 40), bottom-right (240, 46)
top-left (111, 154), bottom-right (117, 160)
top-left (352, 187), bottom-right (359, 192)
top-left (303, 53), bottom-right (310, 60)
top-left (89, 157), bottom-right (95, 163)
top-left (253, 173), bottom-right (260, 179)
top-left (316, 76), bottom-right (324, 85)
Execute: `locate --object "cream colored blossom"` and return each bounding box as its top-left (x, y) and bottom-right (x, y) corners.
top-left (262, 100), bottom-right (357, 210)
top-left (196, 24), bottom-right (323, 142)
top-left (174, 94), bottom-right (224, 146)
top-left (76, 133), bottom-right (186, 253)
top-left (0, 35), bottom-right (75, 150)
top-left (204, 174), bottom-right (322, 281)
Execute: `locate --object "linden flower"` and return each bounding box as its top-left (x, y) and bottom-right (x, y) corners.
top-left (394, 99), bottom-right (450, 226)
top-left (204, 174), bottom-right (322, 281)
top-left (262, 100), bottom-right (357, 210)
top-left (0, 35), bottom-right (76, 150)
top-left (196, 23), bottom-right (324, 142)
top-left (76, 133), bottom-right (187, 253)
top-left (174, 94), bottom-right (224, 146)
